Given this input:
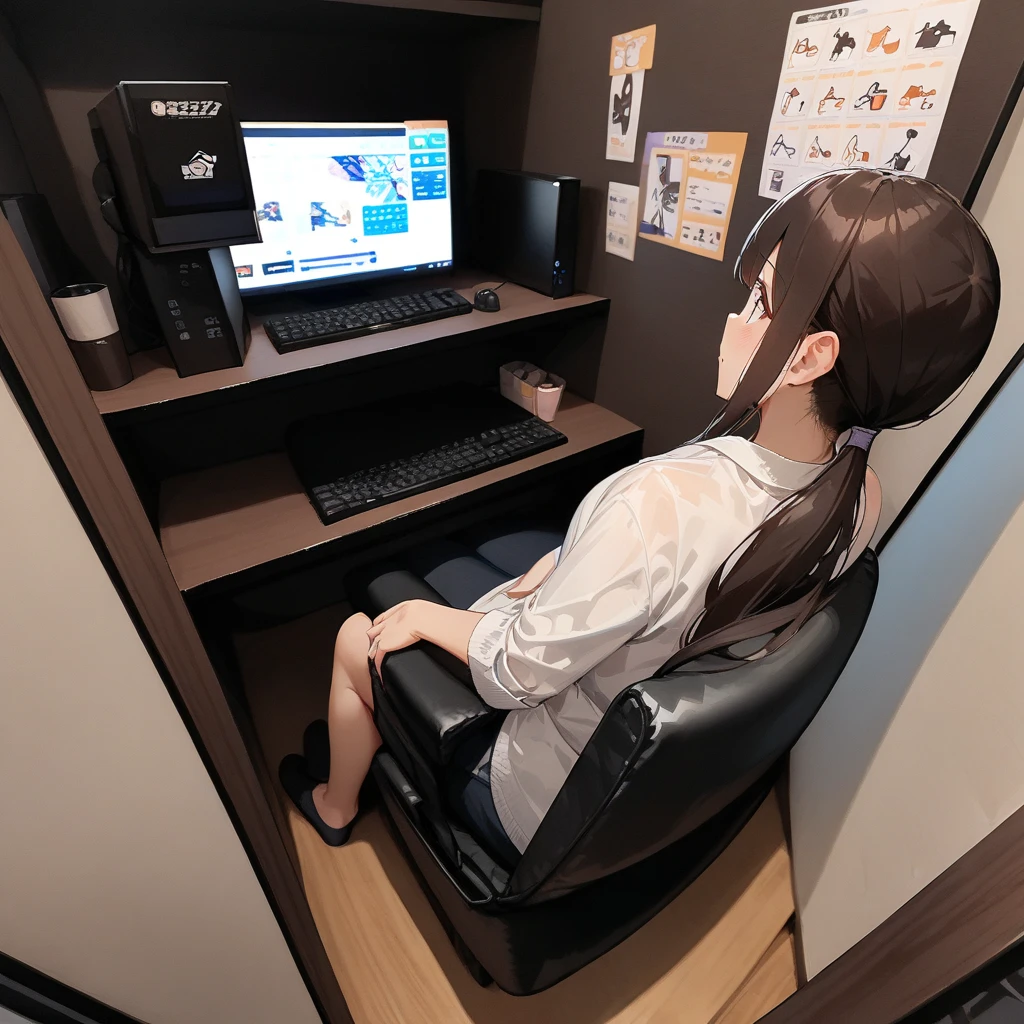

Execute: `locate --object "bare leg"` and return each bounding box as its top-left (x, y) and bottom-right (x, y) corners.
top-left (312, 612), bottom-right (381, 829)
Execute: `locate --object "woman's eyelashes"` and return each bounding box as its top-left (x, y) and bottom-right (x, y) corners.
top-left (744, 280), bottom-right (772, 323)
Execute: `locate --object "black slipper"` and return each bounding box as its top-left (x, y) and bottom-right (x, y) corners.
top-left (303, 719), bottom-right (330, 783)
top-left (278, 754), bottom-right (353, 847)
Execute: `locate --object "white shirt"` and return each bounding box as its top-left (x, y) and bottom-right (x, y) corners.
top-left (467, 437), bottom-right (833, 853)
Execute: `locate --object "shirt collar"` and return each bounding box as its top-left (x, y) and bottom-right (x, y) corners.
top-left (683, 436), bottom-right (829, 493)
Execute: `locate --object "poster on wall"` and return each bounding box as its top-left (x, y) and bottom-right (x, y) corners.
top-left (758, 0), bottom-right (981, 199)
top-left (606, 72), bottom-right (646, 162)
top-left (605, 181), bottom-right (641, 260)
top-left (638, 131), bottom-right (748, 261)
top-left (609, 24), bottom-right (657, 75)
top-left (606, 25), bottom-right (656, 162)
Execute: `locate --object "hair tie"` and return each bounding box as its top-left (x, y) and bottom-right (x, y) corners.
top-left (845, 426), bottom-right (878, 451)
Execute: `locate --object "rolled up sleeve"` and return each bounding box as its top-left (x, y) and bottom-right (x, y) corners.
top-left (468, 497), bottom-right (651, 709)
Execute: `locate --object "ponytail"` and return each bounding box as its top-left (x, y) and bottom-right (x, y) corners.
top-left (658, 443), bottom-right (868, 675)
top-left (659, 169), bottom-right (999, 673)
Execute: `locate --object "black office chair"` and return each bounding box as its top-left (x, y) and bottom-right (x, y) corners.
top-left (347, 525), bottom-right (879, 996)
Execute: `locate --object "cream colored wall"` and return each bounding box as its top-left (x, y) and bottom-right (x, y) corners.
top-left (790, 88), bottom-right (1024, 978)
top-left (868, 95), bottom-right (1024, 541)
top-left (0, 375), bottom-right (321, 1024)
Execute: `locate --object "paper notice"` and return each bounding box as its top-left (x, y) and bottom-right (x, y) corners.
top-left (606, 70), bottom-right (645, 162)
top-left (610, 24), bottom-right (657, 74)
top-left (759, 0), bottom-right (980, 198)
top-left (638, 131), bottom-right (747, 262)
top-left (606, 182), bottom-right (641, 260)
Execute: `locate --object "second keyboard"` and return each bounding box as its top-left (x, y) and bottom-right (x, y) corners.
top-left (307, 418), bottom-right (566, 524)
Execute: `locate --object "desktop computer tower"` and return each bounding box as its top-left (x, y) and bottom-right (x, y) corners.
top-left (474, 170), bottom-right (580, 299)
top-left (88, 81), bottom-right (258, 375)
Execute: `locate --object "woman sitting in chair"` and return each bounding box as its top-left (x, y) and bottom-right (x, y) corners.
top-left (280, 168), bottom-right (999, 860)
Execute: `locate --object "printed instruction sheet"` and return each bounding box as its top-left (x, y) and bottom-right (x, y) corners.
top-left (607, 72), bottom-right (646, 162)
top-left (606, 24), bottom-right (656, 162)
top-left (759, 0), bottom-right (980, 198)
top-left (638, 132), bottom-right (748, 261)
top-left (605, 182), bottom-right (641, 260)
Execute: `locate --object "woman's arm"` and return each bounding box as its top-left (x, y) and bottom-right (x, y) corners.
top-left (468, 497), bottom-right (652, 710)
top-left (363, 548), bottom-right (562, 673)
top-left (365, 498), bottom-right (649, 703)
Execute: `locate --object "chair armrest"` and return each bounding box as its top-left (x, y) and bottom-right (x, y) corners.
top-left (376, 646), bottom-right (501, 766)
top-left (349, 564), bottom-right (501, 764)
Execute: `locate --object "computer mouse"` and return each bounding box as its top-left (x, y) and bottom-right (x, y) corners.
top-left (473, 288), bottom-right (501, 312)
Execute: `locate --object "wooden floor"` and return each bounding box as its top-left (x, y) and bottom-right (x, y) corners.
top-left (239, 605), bottom-right (799, 1024)
top-left (712, 931), bottom-right (798, 1024)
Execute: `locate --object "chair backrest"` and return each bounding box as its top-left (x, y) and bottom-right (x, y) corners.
top-left (506, 551), bottom-right (879, 902)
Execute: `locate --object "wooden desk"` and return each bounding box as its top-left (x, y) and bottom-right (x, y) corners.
top-left (160, 394), bottom-right (641, 592)
top-left (93, 282), bottom-right (608, 419)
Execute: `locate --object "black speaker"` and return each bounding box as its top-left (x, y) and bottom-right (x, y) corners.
top-left (474, 170), bottom-right (580, 299)
top-left (0, 193), bottom-right (89, 303)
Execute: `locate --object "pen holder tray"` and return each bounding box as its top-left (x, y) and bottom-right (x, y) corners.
top-left (499, 362), bottom-right (566, 422)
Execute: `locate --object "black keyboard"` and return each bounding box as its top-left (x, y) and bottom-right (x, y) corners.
top-left (287, 386), bottom-right (568, 525)
top-left (263, 287), bottom-right (473, 353)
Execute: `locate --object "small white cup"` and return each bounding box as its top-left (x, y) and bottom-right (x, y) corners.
top-left (51, 283), bottom-right (119, 342)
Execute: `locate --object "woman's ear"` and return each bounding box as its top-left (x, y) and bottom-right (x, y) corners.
top-left (786, 330), bottom-right (840, 386)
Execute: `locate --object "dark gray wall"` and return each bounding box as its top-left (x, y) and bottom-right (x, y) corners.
top-left (0, 9), bottom-right (114, 283)
top-left (0, 97), bottom-right (34, 193)
top-left (522, 0), bottom-right (1024, 456)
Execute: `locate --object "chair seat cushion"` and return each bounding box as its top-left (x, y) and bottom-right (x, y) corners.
top-left (458, 522), bottom-right (565, 579)
top-left (402, 540), bottom-right (512, 611)
top-left (346, 563), bottom-right (447, 619)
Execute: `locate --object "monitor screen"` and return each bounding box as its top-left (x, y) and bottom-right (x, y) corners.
top-left (229, 121), bottom-right (453, 295)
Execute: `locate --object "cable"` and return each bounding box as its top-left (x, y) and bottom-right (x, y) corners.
top-left (114, 234), bottom-right (162, 349)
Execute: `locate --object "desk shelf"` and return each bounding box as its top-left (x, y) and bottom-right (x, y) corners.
top-left (94, 282), bottom-right (608, 420)
top-left (160, 394), bottom-right (641, 592)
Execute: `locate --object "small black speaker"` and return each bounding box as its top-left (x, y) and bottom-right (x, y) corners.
top-left (474, 170), bottom-right (580, 299)
top-left (1, 193), bottom-right (89, 303)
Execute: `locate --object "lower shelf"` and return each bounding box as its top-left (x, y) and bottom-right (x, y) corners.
top-left (238, 604), bottom-right (799, 1024)
top-left (160, 393), bottom-right (641, 593)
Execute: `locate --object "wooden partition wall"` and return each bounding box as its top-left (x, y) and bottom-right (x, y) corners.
top-left (0, 211), bottom-right (355, 1024)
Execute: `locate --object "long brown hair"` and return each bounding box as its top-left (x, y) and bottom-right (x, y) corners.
top-left (679, 168), bottom-right (1000, 662)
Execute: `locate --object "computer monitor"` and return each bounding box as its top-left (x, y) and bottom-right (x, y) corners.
top-left (229, 121), bottom-right (453, 295)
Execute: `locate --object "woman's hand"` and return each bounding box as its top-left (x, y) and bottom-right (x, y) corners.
top-left (366, 600), bottom-right (423, 676)
top-left (504, 549), bottom-right (558, 599)
top-left (366, 600), bottom-right (484, 677)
